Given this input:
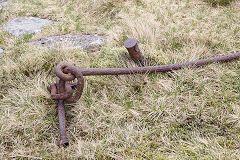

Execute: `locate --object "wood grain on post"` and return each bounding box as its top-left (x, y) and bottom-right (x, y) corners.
top-left (124, 38), bottom-right (145, 66)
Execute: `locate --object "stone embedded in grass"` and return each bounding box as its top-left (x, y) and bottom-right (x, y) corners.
top-left (31, 34), bottom-right (106, 52)
top-left (3, 17), bottom-right (52, 36)
top-left (0, 47), bottom-right (3, 55)
top-left (0, 0), bottom-right (8, 4)
top-left (0, 0), bottom-right (8, 11)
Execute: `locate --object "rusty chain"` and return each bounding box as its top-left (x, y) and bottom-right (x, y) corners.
top-left (48, 63), bottom-right (84, 104)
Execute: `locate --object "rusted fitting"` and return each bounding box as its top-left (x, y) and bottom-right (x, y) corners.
top-left (48, 65), bottom-right (85, 146)
top-left (48, 37), bottom-right (240, 147)
top-left (61, 64), bottom-right (84, 104)
top-left (48, 82), bottom-right (73, 100)
top-left (124, 38), bottom-right (145, 66)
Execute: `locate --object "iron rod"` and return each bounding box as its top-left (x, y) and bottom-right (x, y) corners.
top-left (72, 52), bottom-right (240, 76)
top-left (56, 78), bottom-right (69, 146)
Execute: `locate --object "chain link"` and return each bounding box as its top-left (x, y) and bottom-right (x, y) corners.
top-left (48, 63), bottom-right (84, 104)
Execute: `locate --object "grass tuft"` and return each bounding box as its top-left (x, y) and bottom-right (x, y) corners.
top-left (204, 0), bottom-right (235, 6)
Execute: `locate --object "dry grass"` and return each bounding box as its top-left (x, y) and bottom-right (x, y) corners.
top-left (0, 0), bottom-right (240, 159)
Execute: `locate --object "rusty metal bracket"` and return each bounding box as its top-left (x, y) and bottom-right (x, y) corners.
top-left (48, 38), bottom-right (240, 146)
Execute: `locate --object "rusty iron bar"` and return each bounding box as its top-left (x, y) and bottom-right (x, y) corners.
top-left (56, 78), bottom-right (69, 146)
top-left (63, 52), bottom-right (240, 76)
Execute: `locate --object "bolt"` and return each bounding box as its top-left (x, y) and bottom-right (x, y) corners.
top-left (124, 38), bottom-right (145, 66)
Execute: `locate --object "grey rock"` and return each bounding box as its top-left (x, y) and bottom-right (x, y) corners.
top-left (4, 17), bottom-right (52, 36)
top-left (31, 34), bottom-right (106, 52)
top-left (0, 0), bottom-right (8, 11)
top-left (0, 0), bottom-right (8, 2)
top-left (0, 47), bottom-right (3, 55)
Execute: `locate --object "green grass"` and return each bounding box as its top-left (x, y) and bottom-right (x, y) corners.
top-left (204, 0), bottom-right (235, 6)
top-left (0, 0), bottom-right (240, 159)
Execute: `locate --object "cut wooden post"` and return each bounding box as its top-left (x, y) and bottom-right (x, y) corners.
top-left (124, 38), bottom-right (145, 66)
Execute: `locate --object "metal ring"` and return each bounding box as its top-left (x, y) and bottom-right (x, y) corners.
top-left (56, 63), bottom-right (75, 81)
top-left (63, 65), bottom-right (84, 103)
